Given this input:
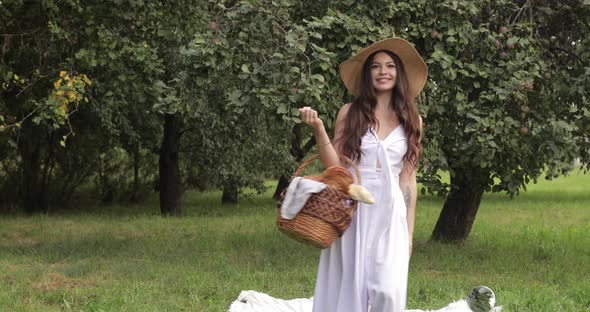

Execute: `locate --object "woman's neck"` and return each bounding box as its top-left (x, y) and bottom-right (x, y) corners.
top-left (374, 91), bottom-right (392, 113)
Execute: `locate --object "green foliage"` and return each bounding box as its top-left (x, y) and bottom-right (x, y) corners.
top-left (0, 1), bottom-right (92, 140)
top-left (180, 0), bottom-right (404, 194)
top-left (186, 0), bottom-right (590, 198)
top-left (1, 0), bottom-right (588, 211)
top-left (380, 0), bottom-right (590, 196)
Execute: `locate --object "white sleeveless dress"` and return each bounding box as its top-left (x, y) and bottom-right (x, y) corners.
top-left (312, 125), bottom-right (410, 312)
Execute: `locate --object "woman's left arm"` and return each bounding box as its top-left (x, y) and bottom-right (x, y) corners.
top-left (400, 116), bottom-right (422, 257)
top-left (399, 164), bottom-right (417, 257)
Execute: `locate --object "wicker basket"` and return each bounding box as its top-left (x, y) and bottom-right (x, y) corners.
top-left (277, 154), bottom-right (361, 249)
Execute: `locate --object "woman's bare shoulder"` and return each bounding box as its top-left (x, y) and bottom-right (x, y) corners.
top-left (341, 102), bottom-right (352, 111)
top-left (337, 103), bottom-right (352, 120)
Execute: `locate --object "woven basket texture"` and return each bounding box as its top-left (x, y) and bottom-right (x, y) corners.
top-left (277, 155), bottom-right (359, 249)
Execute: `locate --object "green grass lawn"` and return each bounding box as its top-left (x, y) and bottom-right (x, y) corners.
top-left (1, 171), bottom-right (589, 312)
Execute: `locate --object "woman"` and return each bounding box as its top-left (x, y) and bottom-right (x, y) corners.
top-left (298, 37), bottom-right (428, 312)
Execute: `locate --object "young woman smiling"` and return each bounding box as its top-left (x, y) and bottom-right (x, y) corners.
top-left (298, 37), bottom-right (428, 312)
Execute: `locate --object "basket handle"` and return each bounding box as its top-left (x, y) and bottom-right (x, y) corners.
top-left (293, 154), bottom-right (362, 185)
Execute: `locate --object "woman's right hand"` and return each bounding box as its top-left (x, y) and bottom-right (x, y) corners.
top-left (299, 105), bottom-right (343, 168)
top-left (298, 107), bottom-right (324, 129)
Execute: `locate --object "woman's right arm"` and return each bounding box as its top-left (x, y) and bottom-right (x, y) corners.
top-left (298, 103), bottom-right (350, 168)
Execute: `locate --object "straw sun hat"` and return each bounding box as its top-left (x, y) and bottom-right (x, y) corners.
top-left (339, 37), bottom-right (428, 99)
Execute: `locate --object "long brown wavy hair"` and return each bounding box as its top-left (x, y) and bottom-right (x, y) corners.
top-left (337, 50), bottom-right (422, 169)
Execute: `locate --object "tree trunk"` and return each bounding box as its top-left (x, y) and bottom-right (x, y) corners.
top-left (131, 144), bottom-right (140, 202)
top-left (38, 132), bottom-right (55, 212)
top-left (159, 113), bottom-right (182, 215)
top-left (222, 181), bottom-right (238, 204)
top-left (272, 175), bottom-right (290, 199)
top-left (272, 124), bottom-right (317, 199)
top-left (19, 122), bottom-right (47, 213)
top-left (21, 144), bottom-right (41, 213)
top-left (431, 168), bottom-right (487, 242)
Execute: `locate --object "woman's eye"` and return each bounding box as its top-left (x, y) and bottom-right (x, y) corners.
top-left (388, 64), bottom-right (396, 68)
top-left (371, 64), bottom-right (380, 69)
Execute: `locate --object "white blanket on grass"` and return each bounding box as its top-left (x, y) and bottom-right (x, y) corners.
top-left (229, 290), bottom-right (313, 312)
top-left (228, 290), bottom-right (503, 312)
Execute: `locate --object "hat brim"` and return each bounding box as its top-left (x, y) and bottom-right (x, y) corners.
top-left (339, 37), bottom-right (428, 99)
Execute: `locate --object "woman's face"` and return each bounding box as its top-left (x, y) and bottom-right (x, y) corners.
top-left (370, 51), bottom-right (397, 93)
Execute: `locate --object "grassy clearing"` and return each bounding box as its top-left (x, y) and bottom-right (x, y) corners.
top-left (1, 173), bottom-right (589, 311)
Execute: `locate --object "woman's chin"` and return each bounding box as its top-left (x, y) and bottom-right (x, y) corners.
top-left (373, 86), bottom-right (394, 93)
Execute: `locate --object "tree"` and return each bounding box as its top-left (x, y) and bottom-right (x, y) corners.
top-left (380, 0), bottom-right (590, 241)
top-left (1, 0), bottom-right (95, 212)
top-left (1, 0), bottom-right (173, 212)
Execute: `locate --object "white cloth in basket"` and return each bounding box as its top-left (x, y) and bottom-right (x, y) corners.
top-left (279, 177), bottom-right (326, 220)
